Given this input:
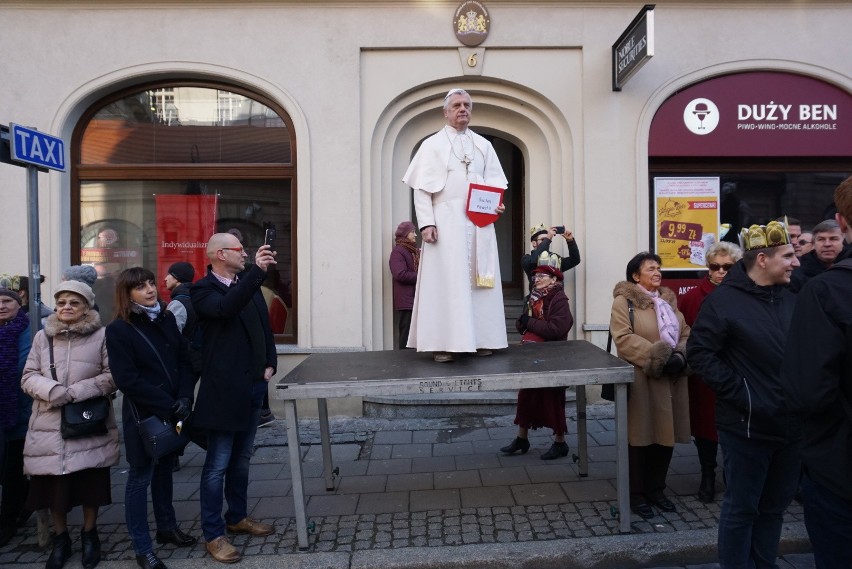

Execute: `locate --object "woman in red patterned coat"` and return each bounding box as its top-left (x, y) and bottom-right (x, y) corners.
top-left (501, 265), bottom-right (575, 460)
top-left (678, 241), bottom-right (742, 502)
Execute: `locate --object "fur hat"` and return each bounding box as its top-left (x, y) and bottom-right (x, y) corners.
top-left (168, 262), bottom-right (195, 284)
top-left (0, 288), bottom-right (22, 306)
top-left (395, 221), bottom-right (416, 239)
top-left (54, 280), bottom-right (96, 308)
top-left (63, 265), bottom-right (98, 288)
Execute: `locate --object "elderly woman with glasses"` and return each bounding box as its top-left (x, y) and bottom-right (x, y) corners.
top-left (610, 252), bottom-right (691, 520)
top-left (678, 241), bottom-right (743, 503)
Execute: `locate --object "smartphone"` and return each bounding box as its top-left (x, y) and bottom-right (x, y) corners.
top-left (264, 227), bottom-right (277, 248)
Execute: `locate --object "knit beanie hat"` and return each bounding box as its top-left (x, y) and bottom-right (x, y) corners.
top-left (54, 280), bottom-right (96, 308)
top-left (63, 265), bottom-right (98, 288)
top-left (167, 262), bottom-right (195, 284)
top-left (395, 221), bottom-right (416, 239)
top-left (0, 288), bottom-right (22, 306)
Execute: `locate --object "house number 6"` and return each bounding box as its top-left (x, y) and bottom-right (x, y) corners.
top-left (467, 53), bottom-right (478, 67)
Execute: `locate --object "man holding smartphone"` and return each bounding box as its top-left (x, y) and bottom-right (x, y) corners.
top-left (191, 232), bottom-right (277, 563)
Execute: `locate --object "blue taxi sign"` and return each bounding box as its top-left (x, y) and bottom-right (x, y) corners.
top-left (9, 123), bottom-right (66, 172)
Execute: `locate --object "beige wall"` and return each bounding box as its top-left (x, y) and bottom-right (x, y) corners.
top-left (1, 1), bottom-right (851, 359)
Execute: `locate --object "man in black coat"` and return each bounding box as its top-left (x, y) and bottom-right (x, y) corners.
top-left (190, 233), bottom-right (277, 564)
top-left (781, 176), bottom-right (852, 568)
top-left (686, 221), bottom-right (801, 569)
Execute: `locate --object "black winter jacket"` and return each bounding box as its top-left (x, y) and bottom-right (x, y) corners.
top-left (521, 237), bottom-right (581, 287)
top-left (190, 265), bottom-right (276, 432)
top-left (781, 249), bottom-right (852, 500)
top-left (106, 305), bottom-right (195, 467)
top-left (686, 260), bottom-right (799, 442)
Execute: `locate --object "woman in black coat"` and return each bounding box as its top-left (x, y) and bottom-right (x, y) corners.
top-left (105, 267), bottom-right (196, 569)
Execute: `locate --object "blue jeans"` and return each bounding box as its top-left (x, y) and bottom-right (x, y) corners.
top-left (125, 454), bottom-right (177, 555)
top-left (801, 472), bottom-right (852, 569)
top-left (717, 431), bottom-right (801, 569)
top-left (199, 382), bottom-right (265, 542)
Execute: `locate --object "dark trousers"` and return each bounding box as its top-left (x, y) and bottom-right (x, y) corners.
top-left (801, 472), bottom-right (852, 569)
top-left (396, 310), bottom-right (412, 349)
top-left (717, 431), bottom-right (801, 569)
top-left (125, 454), bottom-right (177, 555)
top-left (695, 436), bottom-right (719, 472)
top-left (628, 443), bottom-right (674, 506)
top-left (0, 437), bottom-right (28, 529)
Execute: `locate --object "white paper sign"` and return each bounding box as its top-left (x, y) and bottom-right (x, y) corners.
top-left (468, 188), bottom-right (501, 214)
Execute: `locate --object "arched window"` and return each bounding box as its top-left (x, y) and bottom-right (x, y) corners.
top-left (72, 81), bottom-right (296, 342)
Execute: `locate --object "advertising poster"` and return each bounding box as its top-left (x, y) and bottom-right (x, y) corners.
top-left (654, 177), bottom-right (720, 270)
top-left (155, 195), bottom-right (218, 298)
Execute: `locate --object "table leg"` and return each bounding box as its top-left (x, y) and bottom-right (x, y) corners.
top-left (317, 398), bottom-right (335, 491)
top-left (615, 383), bottom-right (631, 533)
top-left (284, 400), bottom-right (310, 550)
top-left (575, 385), bottom-right (588, 477)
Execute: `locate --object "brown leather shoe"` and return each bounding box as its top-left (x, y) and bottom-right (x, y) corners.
top-left (226, 517), bottom-right (274, 537)
top-left (205, 536), bottom-right (241, 564)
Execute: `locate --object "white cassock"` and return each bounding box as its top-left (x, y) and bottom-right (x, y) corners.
top-left (402, 125), bottom-right (508, 352)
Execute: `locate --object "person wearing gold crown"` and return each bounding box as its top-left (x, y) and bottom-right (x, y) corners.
top-left (687, 220), bottom-right (801, 569)
top-left (402, 88), bottom-right (508, 362)
top-left (521, 225), bottom-right (581, 289)
top-left (781, 175), bottom-right (852, 568)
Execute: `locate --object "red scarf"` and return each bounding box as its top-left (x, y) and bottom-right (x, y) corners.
top-left (395, 238), bottom-right (420, 272)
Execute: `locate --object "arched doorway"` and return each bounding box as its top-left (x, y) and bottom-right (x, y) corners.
top-left (372, 84), bottom-right (576, 350)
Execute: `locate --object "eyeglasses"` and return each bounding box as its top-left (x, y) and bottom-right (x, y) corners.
top-left (797, 239), bottom-right (812, 246)
top-left (532, 273), bottom-right (553, 280)
top-left (219, 247), bottom-right (245, 254)
top-left (708, 263), bottom-right (734, 272)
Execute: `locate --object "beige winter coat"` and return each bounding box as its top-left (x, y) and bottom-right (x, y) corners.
top-left (610, 282), bottom-right (691, 447)
top-left (21, 311), bottom-right (120, 476)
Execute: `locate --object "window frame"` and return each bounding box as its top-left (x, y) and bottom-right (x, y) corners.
top-left (71, 79), bottom-right (298, 344)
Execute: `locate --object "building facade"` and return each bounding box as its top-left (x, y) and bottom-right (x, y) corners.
top-left (1, 1), bottom-right (850, 379)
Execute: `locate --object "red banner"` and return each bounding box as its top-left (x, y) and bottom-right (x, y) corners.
top-left (156, 195), bottom-right (218, 299)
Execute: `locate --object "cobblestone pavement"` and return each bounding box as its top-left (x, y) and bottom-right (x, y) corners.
top-left (0, 404), bottom-right (811, 568)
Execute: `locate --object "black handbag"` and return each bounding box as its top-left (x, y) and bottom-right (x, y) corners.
top-left (48, 336), bottom-right (111, 440)
top-left (130, 406), bottom-right (190, 459)
top-left (127, 324), bottom-right (190, 459)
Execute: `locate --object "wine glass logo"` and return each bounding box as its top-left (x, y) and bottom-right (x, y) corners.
top-left (693, 103), bottom-right (711, 129)
top-left (683, 98), bottom-right (720, 135)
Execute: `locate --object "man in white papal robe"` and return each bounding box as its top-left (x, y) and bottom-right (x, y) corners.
top-left (402, 88), bottom-right (508, 362)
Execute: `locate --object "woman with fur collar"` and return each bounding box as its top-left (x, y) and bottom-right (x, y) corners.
top-left (610, 252), bottom-right (691, 520)
top-left (22, 280), bottom-right (119, 569)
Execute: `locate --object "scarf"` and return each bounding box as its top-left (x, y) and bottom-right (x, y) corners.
top-left (395, 238), bottom-right (420, 272)
top-left (0, 311), bottom-right (29, 429)
top-left (637, 284), bottom-right (680, 348)
top-left (527, 281), bottom-right (560, 318)
top-left (133, 301), bottom-right (161, 321)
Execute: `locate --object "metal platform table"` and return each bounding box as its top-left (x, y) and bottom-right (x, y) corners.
top-left (275, 340), bottom-right (633, 549)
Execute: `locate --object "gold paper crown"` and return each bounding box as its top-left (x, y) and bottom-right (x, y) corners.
top-left (537, 250), bottom-right (561, 268)
top-left (530, 224), bottom-right (547, 239)
top-left (0, 274), bottom-right (21, 291)
top-left (738, 220), bottom-right (791, 251)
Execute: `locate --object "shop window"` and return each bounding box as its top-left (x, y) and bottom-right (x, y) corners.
top-left (72, 82), bottom-right (296, 343)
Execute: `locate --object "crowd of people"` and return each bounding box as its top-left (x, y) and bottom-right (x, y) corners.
top-left (0, 233), bottom-right (280, 569)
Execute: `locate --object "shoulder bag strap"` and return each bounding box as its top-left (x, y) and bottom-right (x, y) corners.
top-left (47, 335), bottom-right (59, 383)
top-left (128, 322), bottom-right (175, 390)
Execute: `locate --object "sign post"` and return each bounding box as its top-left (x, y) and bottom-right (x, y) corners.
top-left (1, 123), bottom-right (66, 333)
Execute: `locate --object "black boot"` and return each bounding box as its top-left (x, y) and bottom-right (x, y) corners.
top-left (698, 468), bottom-right (716, 503)
top-left (499, 437), bottom-right (530, 454)
top-left (45, 531), bottom-right (72, 569)
top-left (540, 441), bottom-right (569, 460)
top-left (81, 527), bottom-right (101, 569)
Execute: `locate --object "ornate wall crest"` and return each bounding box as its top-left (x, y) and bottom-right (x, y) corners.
top-left (453, 1), bottom-right (490, 47)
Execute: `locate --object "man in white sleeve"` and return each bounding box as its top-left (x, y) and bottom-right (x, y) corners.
top-left (403, 88), bottom-right (508, 362)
